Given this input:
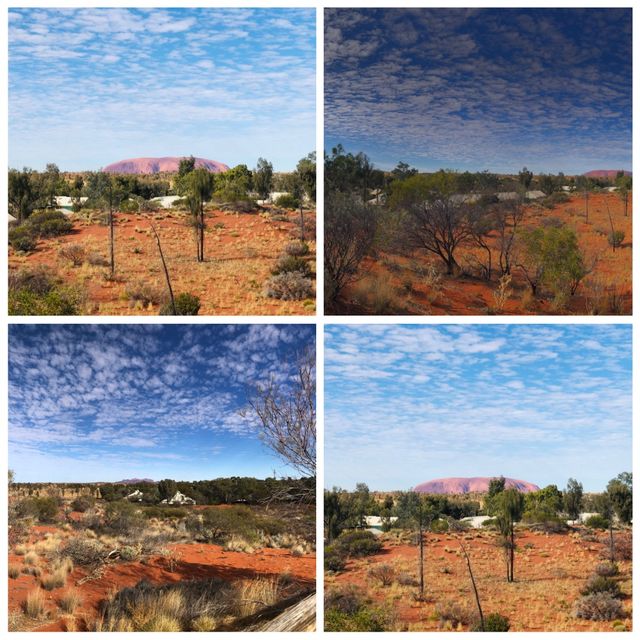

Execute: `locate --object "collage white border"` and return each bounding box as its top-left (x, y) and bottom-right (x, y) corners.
top-left (1, 0), bottom-right (637, 637)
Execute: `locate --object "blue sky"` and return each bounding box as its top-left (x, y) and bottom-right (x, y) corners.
top-left (325, 325), bottom-right (631, 493)
top-left (9, 324), bottom-right (315, 483)
top-left (325, 9), bottom-right (631, 174)
top-left (9, 8), bottom-right (315, 172)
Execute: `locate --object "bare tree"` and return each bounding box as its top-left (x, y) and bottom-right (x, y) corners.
top-left (495, 199), bottom-right (524, 277)
top-left (246, 349), bottom-right (316, 478)
top-left (325, 192), bottom-right (376, 305)
top-left (150, 223), bottom-right (176, 314)
top-left (404, 197), bottom-right (472, 275)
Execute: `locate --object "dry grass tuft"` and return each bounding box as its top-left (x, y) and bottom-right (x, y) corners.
top-left (41, 566), bottom-right (67, 590)
top-left (23, 589), bottom-right (46, 618)
top-left (59, 588), bottom-right (82, 613)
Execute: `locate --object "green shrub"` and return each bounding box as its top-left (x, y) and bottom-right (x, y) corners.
top-left (28, 211), bottom-right (73, 237)
top-left (119, 198), bottom-right (140, 213)
top-left (58, 244), bottom-right (86, 266)
top-left (430, 518), bottom-right (449, 533)
top-left (186, 506), bottom-right (260, 543)
top-left (324, 606), bottom-right (388, 632)
top-left (159, 293), bottom-right (200, 315)
top-left (608, 230), bottom-right (625, 249)
top-left (574, 593), bottom-right (624, 621)
top-left (324, 545), bottom-right (347, 572)
top-left (581, 575), bottom-right (621, 598)
top-left (271, 255), bottom-right (312, 277)
top-left (368, 563), bottom-right (395, 586)
top-left (142, 507), bottom-right (189, 520)
top-left (473, 613), bottom-right (510, 631)
top-left (274, 194), bottom-right (300, 209)
top-left (104, 502), bottom-right (145, 535)
top-left (585, 514), bottom-right (610, 530)
top-left (60, 538), bottom-right (105, 566)
top-left (264, 272), bottom-right (313, 300)
top-left (335, 530), bottom-right (382, 557)
top-left (125, 282), bottom-right (164, 307)
top-left (435, 601), bottom-right (473, 627)
top-left (118, 546), bottom-right (139, 561)
top-left (8, 267), bottom-right (83, 315)
top-left (15, 497), bottom-right (59, 523)
top-left (9, 226), bottom-right (37, 251)
top-left (70, 496), bottom-right (96, 513)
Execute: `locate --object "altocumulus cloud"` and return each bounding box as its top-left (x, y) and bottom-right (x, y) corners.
top-left (325, 324), bottom-right (631, 492)
top-left (325, 8), bottom-right (631, 173)
top-left (9, 8), bottom-right (315, 171)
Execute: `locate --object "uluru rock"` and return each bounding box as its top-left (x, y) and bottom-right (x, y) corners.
top-left (103, 156), bottom-right (229, 174)
top-left (583, 169), bottom-right (631, 179)
top-left (413, 476), bottom-right (540, 495)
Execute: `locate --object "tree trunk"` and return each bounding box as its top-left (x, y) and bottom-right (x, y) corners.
top-left (419, 522), bottom-right (424, 595)
top-left (109, 205), bottom-right (115, 277)
top-left (460, 542), bottom-right (484, 631)
top-left (609, 524), bottom-right (615, 562)
top-left (299, 205), bottom-right (305, 242)
top-left (199, 204), bottom-right (205, 262)
top-left (151, 223), bottom-right (176, 314)
top-left (509, 525), bottom-right (515, 582)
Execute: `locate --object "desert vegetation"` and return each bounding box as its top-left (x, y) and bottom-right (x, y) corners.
top-left (324, 474), bottom-right (632, 631)
top-left (8, 154), bottom-right (316, 315)
top-left (9, 475), bottom-right (315, 632)
top-left (325, 146), bottom-right (631, 315)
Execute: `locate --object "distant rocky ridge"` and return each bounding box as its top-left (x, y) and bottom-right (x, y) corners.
top-left (583, 169), bottom-right (631, 179)
top-left (413, 476), bottom-right (540, 495)
top-left (114, 478), bottom-right (156, 485)
top-left (103, 156), bottom-right (229, 174)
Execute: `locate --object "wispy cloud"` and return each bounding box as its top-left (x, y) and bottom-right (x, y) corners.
top-left (325, 325), bottom-right (631, 492)
top-left (9, 8), bottom-right (315, 171)
top-left (9, 324), bottom-right (315, 482)
top-left (325, 9), bottom-right (631, 173)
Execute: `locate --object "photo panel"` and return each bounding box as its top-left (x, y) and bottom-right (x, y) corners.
top-left (8, 323), bottom-right (316, 631)
top-left (8, 7), bottom-right (317, 316)
top-left (324, 324), bottom-right (632, 631)
top-left (324, 8), bottom-right (632, 315)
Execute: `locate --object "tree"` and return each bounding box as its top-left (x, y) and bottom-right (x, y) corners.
top-left (175, 155), bottom-right (196, 195)
top-left (325, 145), bottom-right (383, 201)
top-left (518, 167), bottom-right (533, 190)
top-left (403, 195), bottom-right (472, 275)
top-left (495, 489), bottom-right (524, 582)
top-left (495, 199), bottom-right (524, 277)
top-left (218, 164), bottom-right (252, 200)
top-left (615, 174), bottom-right (631, 217)
top-left (296, 152), bottom-right (316, 203)
top-left (8, 168), bottom-right (41, 222)
top-left (607, 473), bottom-right (632, 525)
top-left (485, 476), bottom-right (506, 515)
top-left (43, 163), bottom-right (61, 208)
top-left (397, 492), bottom-right (439, 596)
top-left (353, 482), bottom-right (372, 528)
top-left (575, 176), bottom-right (592, 221)
top-left (254, 157), bottom-right (274, 200)
top-left (187, 168), bottom-right (215, 262)
top-left (157, 479), bottom-right (178, 501)
top-left (391, 161), bottom-right (418, 182)
top-left (564, 478), bottom-right (583, 520)
top-left (246, 348), bottom-right (316, 478)
top-left (324, 191), bottom-right (377, 306)
top-left (538, 173), bottom-right (557, 195)
top-left (325, 489), bottom-right (350, 542)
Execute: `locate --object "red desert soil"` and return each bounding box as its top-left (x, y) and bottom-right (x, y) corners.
top-left (9, 528), bottom-right (315, 632)
top-left (339, 192), bottom-right (631, 315)
top-left (9, 207), bottom-right (316, 315)
top-left (326, 529), bottom-right (632, 632)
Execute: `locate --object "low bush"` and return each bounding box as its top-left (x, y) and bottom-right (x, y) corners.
top-left (284, 240), bottom-right (309, 257)
top-left (264, 272), bottom-right (313, 300)
top-left (435, 601), bottom-right (473, 628)
top-left (397, 571), bottom-right (419, 587)
top-left (335, 530), bottom-right (383, 557)
top-left (15, 496), bottom-right (60, 523)
top-left (324, 606), bottom-right (389, 632)
top-left (41, 567), bottom-right (67, 590)
top-left (274, 194), bottom-right (300, 209)
top-left (104, 502), bottom-right (146, 535)
top-left (71, 495), bottom-right (96, 512)
top-left (607, 534), bottom-right (632, 561)
top-left (585, 514), bottom-right (610, 530)
top-left (87, 251), bottom-right (110, 266)
top-left (60, 537), bottom-right (105, 566)
top-left (142, 506), bottom-right (189, 520)
top-left (28, 211), bottom-right (73, 237)
top-left (9, 226), bottom-right (37, 251)
top-left (595, 562), bottom-right (619, 577)
top-left (185, 505), bottom-right (266, 544)
top-left (473, 613), bottom-right (510, 631)
top-left (59, 589), bottom-right (82, 614)
top-left (9, 564), bottom-right (21, 579)
top-left (8, 268), bottom-right (83, 315)
top-left (58, 244), bottom-right (86, 266)
top-left (324, 545), bottom-right (347, 572)
top-left (125, 281), bottom-right (165, 308)
top-left (608, 230), bottom-right (625, 249)
top-left (574, 593), bottom-right (624, 621)
top-left (368, 563), bottom-right (395, 586)
top-left (580, 575), bottom-right (621, 598)
top-left (271, 255), bottom-right (312, 277)
top-left (430, 518), bottom-right (449, 533)
top-left (159, 293), bottom-right (201, 315)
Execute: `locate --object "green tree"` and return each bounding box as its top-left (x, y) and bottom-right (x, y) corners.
top-left (397, 492), bottom-right (440, 596)
top-left (157, 479), bottom-right (178, 501)
top-left (607, 473), bottom-right (632, 525)
top-left (518, 167), bottom-right (533, 190)
top-left (615, 174), bottom-right (631, 217)
top-left (8, 168), bottom-right (41, 222)
top-left (296, 152), bottom-right (316, 203)
top-left (563, 478), bottom-right (583, 520)
top-left (485, 476), bottom-right (506, 515)
top-left (324, 489), bottom-right (350, 542)
top-left (254, 157), bottom-right (274, 200)
top-left (495, 489), bottom-right (524, 582)
top-left (187, 168), bottom-right (215, 262)
top-left (43, 163), bottom-right (61, 208)
top-left (391, 161), bottom-right (418, 182)
top-left (538, 173), bottom-right (557, 195)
